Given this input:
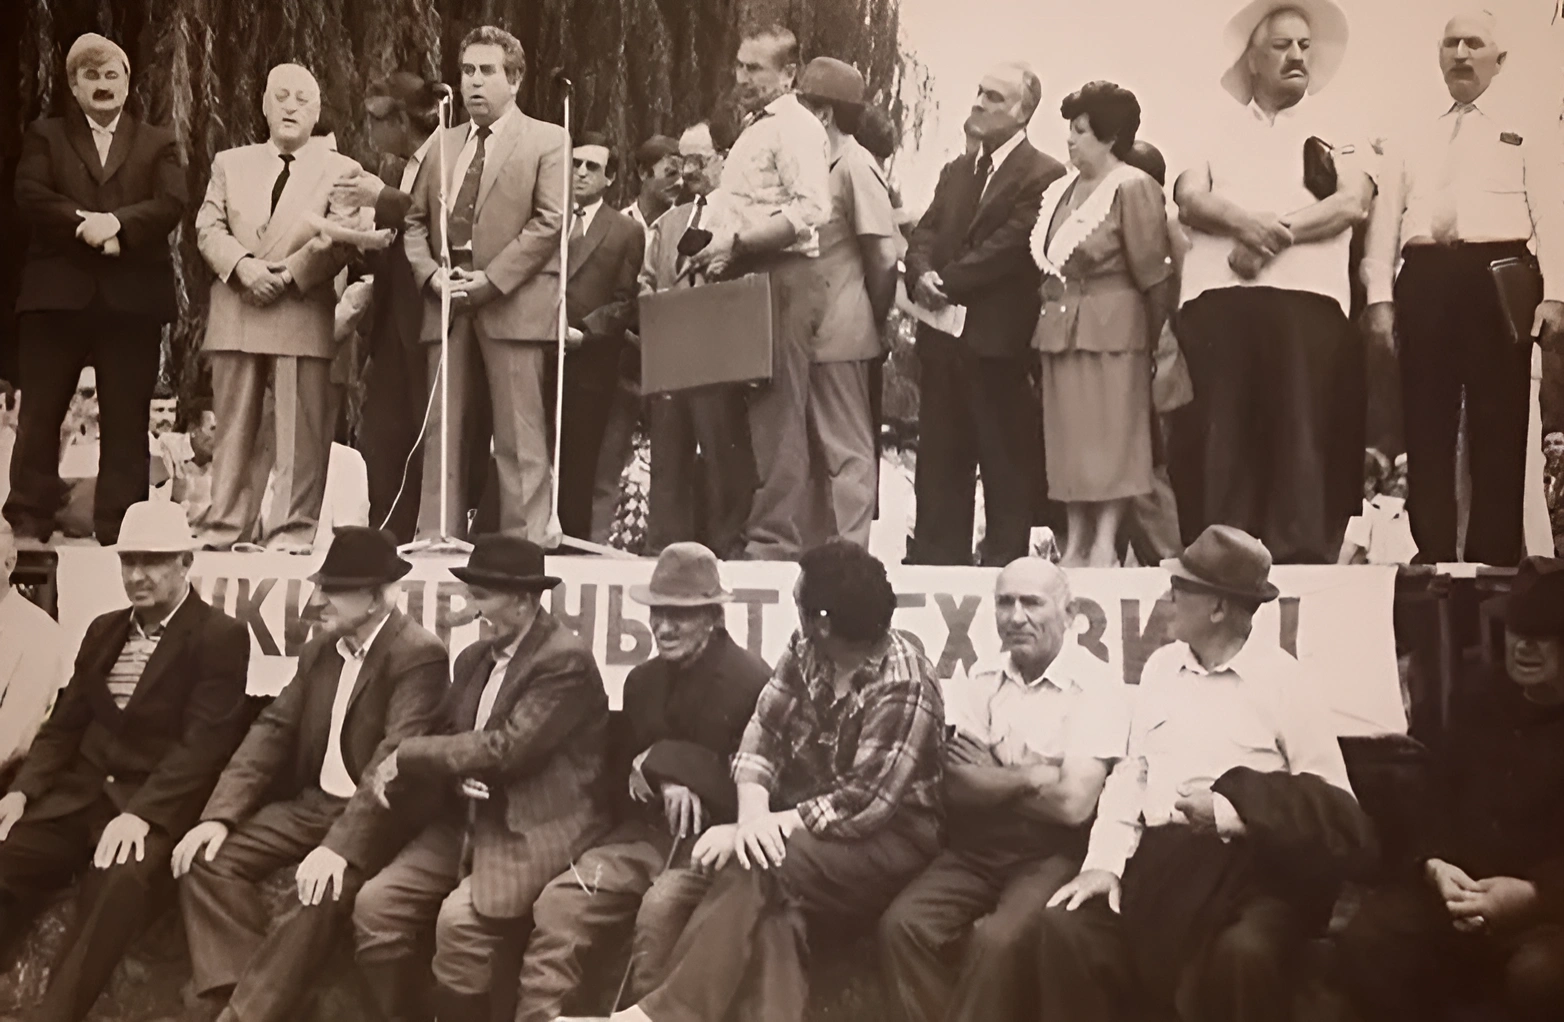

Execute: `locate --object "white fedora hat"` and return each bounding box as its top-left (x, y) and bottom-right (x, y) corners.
top-left (1219, 0), bottom-right (1349, 105)
top-left (114, 500), bottom-right (197, 553)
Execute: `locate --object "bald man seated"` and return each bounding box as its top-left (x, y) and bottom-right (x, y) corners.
top-left (879, 558), bottom-right (1130, 1022)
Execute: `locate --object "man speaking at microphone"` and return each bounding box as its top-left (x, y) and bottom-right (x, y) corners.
top-left (403, 26), bottom-right (568, 545)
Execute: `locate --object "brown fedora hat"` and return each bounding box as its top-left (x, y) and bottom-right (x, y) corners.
top-left (449, 534), bottom-right (561, 592)
top-left (629, 543), bottom-right (731, 607)
top-left (797, 57), bottom-right (866, 108)
top-left (1161, 525), bottom-right (1280, 604)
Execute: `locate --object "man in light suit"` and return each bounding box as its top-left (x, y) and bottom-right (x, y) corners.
top-left (552, 131), bottom-right (644, 541)
top-left (403, 26), bottom-right (568, 544)
top-left (354, 535), bottom-right (609, 1022)
top-left (195, 63), bottom-right (362, 552)
top-left (169, 527), bottom-right (448, 1022)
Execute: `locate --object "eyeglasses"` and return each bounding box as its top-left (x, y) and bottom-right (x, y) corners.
top-left (572, 158), bottom-right (606, 173)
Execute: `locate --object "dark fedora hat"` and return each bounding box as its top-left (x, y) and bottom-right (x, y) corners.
top-left (449, 534), bottom-right (561, 592)
top-left (1161, 525), bottom-right (1280, 604)
top-left (1502, 556), bottom-right (1564, 638)
top-left (308, 527), bottom-right (413, 590)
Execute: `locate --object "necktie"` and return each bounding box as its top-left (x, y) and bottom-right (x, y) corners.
top-left (270, 154), bottom-right (295, 215)
top-left (570, 205), bottom-right (587, 242)
top-left (956, 150), bottom-right (993, 231)
top-left (448, 124), bottom-right (491, 251)
top-left (1429, 104), bottom-right (1473, 245)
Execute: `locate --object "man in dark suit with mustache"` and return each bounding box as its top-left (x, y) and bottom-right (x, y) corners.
top-left (168, 527), bottom-right (448, 1022)
top-left (4, 33), bottom-right (186, 546)
top-left (0, 501), bottom-right (250, 1022)
top-left (905, 62), bottom-right (1064, 566)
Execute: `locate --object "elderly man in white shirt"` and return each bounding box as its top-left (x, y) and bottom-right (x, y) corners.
top-left (1042, 525), bottom-right (1374, 1022)
top-left (880, 557), bottom-right (1129, 1022)
top-left (0, 520), bottom-right (66, 784)
top-left (1171, 0), bottom-right (1374, 566)
top-left (1362, 9), bottom-right (1564, 567)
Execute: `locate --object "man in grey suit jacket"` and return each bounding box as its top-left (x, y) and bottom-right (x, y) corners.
top-left (194, 63), bottom-right (362, 553)
top-left (402, 26), bottom-right (568, 544)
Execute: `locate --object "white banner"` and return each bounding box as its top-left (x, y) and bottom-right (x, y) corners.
top-left (55, 550), bottom-right (1406, 737)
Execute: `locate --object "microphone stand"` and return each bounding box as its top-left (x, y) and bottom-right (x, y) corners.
top-left (543, 76), bottom-right (573, 553)
top-left (403, 87), bottom-right (472, 556)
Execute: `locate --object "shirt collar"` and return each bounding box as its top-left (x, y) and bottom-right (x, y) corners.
top-left (338, 610), bottom-right (394, 662)
top-left (133, 584), bottom-right (192, 640)
top-left (1245, 97), bottom-right (1305, 125)
top-left (88, 113), bottom-right (121, 137)
top-left (1173, 636), bottom-right (1261, 678)
top-left (984, 129), bottom-right (1025, 172)
top-left (798, 630), bottom-right (893, 699)
top-left (492, 627), bottom-right (528, 665)
top-left (1002, 650), bottom-right (1075, 693)
top-left (267, 140), bottom-right (305, 162)
top-left (469, 104), bottom-right (518, 141)
top-left (579, 197), bottom-right (604, 220)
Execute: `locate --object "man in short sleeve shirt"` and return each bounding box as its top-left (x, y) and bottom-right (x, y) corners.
top-left (1171, 0), bottom-right (1374, 564)
top-left (880, 557), bottom-right (1128, 1022)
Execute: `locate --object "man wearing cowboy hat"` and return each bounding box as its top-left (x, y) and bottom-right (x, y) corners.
top-left (0, 501), bottom-right (249, 1022)
top-left (169, 527), bottom-right (448, 1022)
top-left (1339, 556), bottom-right (1564, 1021)
top-left (1170, 0), bottom-right (1374, 565)
top-left (353, 534), bottom-right (609, 1022)
top-left (1362, 9), bottom-right (1564, 568)
top-left (6, 33), bottom-right (187, 546)
top-left (794, 57), bottom-right (898, 550)
top-left (518, 543), bottom-right (771, 1022)
top-left (1045, 524), bottom-right (1372, 1022)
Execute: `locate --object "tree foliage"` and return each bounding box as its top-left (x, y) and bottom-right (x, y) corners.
top-left (0, 0), bottom-right (931, 407)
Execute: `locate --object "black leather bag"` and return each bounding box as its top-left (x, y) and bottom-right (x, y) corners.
top-left (1303, 136), bottom-right (1338, 201)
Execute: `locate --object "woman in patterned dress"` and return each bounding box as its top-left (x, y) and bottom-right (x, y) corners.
top-left (1030, 81), bottom-right (1177, 566)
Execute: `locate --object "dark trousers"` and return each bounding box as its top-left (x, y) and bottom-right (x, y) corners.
top-left (514, 826), bottom-right (714, 1022)
top-left (361, 338), bottom-right (430, 544)
top-left (1172, 287), bottom-right (1362, 564)
top-left (548, 335), bottom-right (624, 541)
top-left (1396, 243), bottom-right (1535, 565)
top-left (878, 843), bottom-right (1082, 1022)
top-left (637, 812), bottom-right (938, 1022)
top-left (178, 789), bottom-right (358, 1022)
top-left (911, 330), bottom-right (1040, 566)
top-left (0, 794), bottom-right (175, 1022)
top-left (4, 307), bottom-right (161, 542)
top-left (646, 384), bottom-right (756, 558)
top-left (1337, 879), bottom-right (1564, 1022)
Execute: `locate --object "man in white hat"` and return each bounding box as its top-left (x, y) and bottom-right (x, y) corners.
top-left (0, 501), bottom-right (250, 1022)
top-left (5, 33), bottom-right (186, 546)
top-left (1170, 0), bottom-right (1375, 565)
top-left (519, 543), bottom-right (771, 1022)
top-left (1362, 9), bottom-right (1564, 567)
top-left (1043, 524), bottom-right (1372, 1022)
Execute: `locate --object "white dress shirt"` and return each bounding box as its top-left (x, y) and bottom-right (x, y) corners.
top-left (575, 198), bottom-right (605, 237)
top-left (624, 200), bottom-right (652, 235)
top-left (88, 113), bottom-right (121, 164)
top-left (1179, 97), bottom-right (1369, 315)
top-left (977, 129), bottom-right (1026, 203)
top-left (944, 647), bottom-right (1128, 767)
top-left (0, 588), bottom-right (68, 768)
top-left (319, 612), bottom-right (394, 798)
top-left (722, 92), bottom-right (831, 256)
top-left (446, 104), bottom-right (520, 214)
top-left (473, 628), bottom-right (528, 730)
top-left (1363, 89), bottom-right (1564, 305)
top-left (1080, 636), bottom-right (1355, 878)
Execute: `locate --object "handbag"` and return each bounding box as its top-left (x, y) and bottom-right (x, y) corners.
top-left (1489, 255), bottom-right (1544, 346)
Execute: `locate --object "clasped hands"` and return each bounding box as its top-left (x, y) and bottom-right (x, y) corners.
top-left (1227, 211), bottom-right (1295, 280)
top-left (431, 266), bottom-right (500, 312)
top-left (75, 210), bottom-right (121, 256)
top-left (235, 255), bottom-right (295, 307)
top-left (1425, 858), bottom-right (1538, 934)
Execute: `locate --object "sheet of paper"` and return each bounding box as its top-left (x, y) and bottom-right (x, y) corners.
top-left (898, 287), bottom-right (967, 337)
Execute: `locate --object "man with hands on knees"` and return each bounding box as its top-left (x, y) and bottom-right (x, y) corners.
top-left (515, 543), bottom-right (770, 1022)
top-left (0, 501), bottom-right (249, 1022)
top-left (879, 557), bottom-right (1129, 1022)
top-left (352, 535), bottom-right (609, 1022)
top-left (1338, 557), bottom-right (1564, 1021)
top-left (169, 527), bottom-right (448, 1022)
top-left (587, 540), bottom-right (944, 1022)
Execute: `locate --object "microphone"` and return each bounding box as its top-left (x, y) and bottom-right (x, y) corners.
top-left (432, 82), bottom-right (454, 97)
top-left (552, 67), bottom-right (573, 89)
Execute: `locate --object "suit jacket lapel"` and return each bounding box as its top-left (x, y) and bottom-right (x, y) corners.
top-left (344, 610), bottom-right (406, 718)
top-left (569, 208), bottom-right (610, 280)
top-left (65, 111), bottom-right (104, 181)
top-left (121, 595), bottom-right (203, 714)
top-left (476, 116), bottom-right (523, 217)
top-left (484, 613), bottom-right (552, 727)
top-left (451, 640), bottom-right (495, 732)
top-left (258, 145), bottom-right (329, 254)
top-left (969, 141), bottom-right (1031, 233)
top-left (101, 115), bottom-right (136, 183)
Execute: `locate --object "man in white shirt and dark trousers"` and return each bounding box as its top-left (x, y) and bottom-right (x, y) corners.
top-left (880, 557), bottom-right (1129, 1022)
top-left (1042, 525), bottom-right (1376, 1022)
top-left (168, 528), bottom-right (448, 1022)
top-left (1170, 0), bottom-right (1374, 565)
top-left (1362, 9), bottom-right (1564, 566)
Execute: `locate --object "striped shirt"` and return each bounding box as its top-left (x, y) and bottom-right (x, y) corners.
top-left (106, 588), bottom-right (190, 709)
top-left (732, 629), bottom-right (944, 839)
